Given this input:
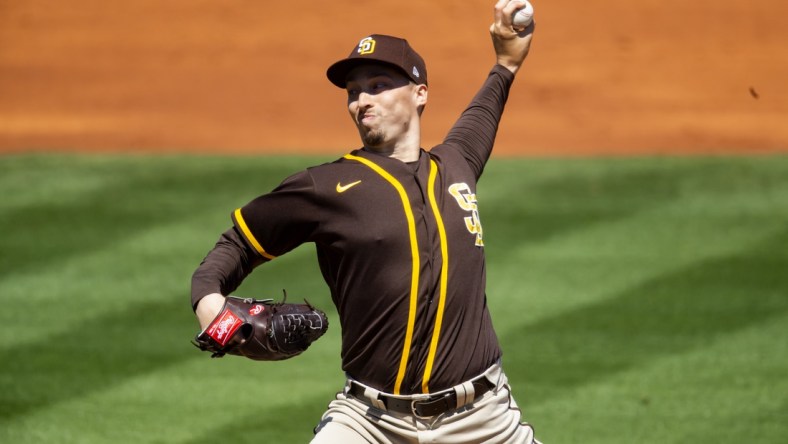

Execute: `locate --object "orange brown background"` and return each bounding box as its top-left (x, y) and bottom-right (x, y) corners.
top-left (1, 0), bottom-right (785, 156)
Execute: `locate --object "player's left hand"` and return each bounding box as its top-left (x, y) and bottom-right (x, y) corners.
top-left (490, 0), bottom-right (535, 74)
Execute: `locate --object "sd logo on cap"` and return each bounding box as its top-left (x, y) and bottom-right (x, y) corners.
top-left (327, 34), bottom-right (427, 88)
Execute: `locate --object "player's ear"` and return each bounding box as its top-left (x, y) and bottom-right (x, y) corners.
top-left (414, 84), bottom-right (428, 107)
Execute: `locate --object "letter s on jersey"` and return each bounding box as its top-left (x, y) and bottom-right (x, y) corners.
top-left (448, 183), bottom-right (484, 247)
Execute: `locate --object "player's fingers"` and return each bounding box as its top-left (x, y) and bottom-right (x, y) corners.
top-left (492, 0), bottom-right (509, 24)
top-left (492, 0), bottom-right (526, 35)
top-left (503, 0), bottom-right (527, 14)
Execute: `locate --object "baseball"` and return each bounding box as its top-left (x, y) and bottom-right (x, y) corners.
top-left (511, 0), bottom-right (534, 28)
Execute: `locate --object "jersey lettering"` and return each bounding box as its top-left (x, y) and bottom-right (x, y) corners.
top-left (448, 183), bottom-right (484, 246)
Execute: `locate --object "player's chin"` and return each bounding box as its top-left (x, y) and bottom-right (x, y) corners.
top-left (360, 129), bottom-right (386, 147)
top-left (364, 131), bottom-right (385, 147)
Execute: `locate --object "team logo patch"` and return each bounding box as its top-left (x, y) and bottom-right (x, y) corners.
top-left (449, 182), bottom-right (484, 247)
top-left (206, 309), bottom-right (243, 346)
top-left (412, 66), bottom-right (420, 79)
top-left (249, 304), bottom-right (265, 316)
top-left (358, 37), bottom-right (376, 55)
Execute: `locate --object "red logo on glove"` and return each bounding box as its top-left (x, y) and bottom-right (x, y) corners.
top-left (206, 309), bottom-right (243, 346)
top-left (249, 305), bottom-right (265, 316)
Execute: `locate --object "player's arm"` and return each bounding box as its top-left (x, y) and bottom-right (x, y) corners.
top-left (441, 67), bottom-right (512, 179)
top-left (191, 227), bottom-right (265, 329)
top-left (191, 170), bottom-right (320, 329)
top-left (441, 1), bottom-right (534, 178)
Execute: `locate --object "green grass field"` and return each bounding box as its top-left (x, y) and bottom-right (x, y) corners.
top-left (1, 153), bottom-right (787, 443)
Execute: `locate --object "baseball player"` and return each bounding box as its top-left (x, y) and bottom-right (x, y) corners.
top-left (191, 1), bottom-right (540, 442)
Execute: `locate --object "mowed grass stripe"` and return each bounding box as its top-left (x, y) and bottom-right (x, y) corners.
top-left (481, 156), bottom-right (788, 442)
top-left (0, 294), bottom-right (195, 421)
top-left (483, 155), bottom-right (788, 250)
top-left (530, 313), bottom-right (788, 443)
top-left (1, 154), bottom-right (786, 443)
top-left (500, 224), bottom-right (788, 397)
top-left (0, 154), bottom-right (328, 342)
top-left (485, 154), bottom-right (788, 327)
top-left (0, 154), bottom-right (331, 422)
top-left (0, 154), bottom-right (322, 279)
top-left (0, 347), bottom-right (342, 444)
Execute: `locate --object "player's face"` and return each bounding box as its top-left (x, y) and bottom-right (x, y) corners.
top-left (345, 65), bottom-right (428, 150)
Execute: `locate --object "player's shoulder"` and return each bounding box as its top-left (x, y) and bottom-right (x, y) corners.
top-left (429, 143), bottom-right (479, 172)
top-left (429, 143), bottom-right (459, 160)
top-left (271, 155), bottom-right (347, 192)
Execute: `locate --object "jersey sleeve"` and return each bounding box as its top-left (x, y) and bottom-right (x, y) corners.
top-left (232, 169), bottom-right (321, 260)
top-left (440, 65), bottom-right (515, 179)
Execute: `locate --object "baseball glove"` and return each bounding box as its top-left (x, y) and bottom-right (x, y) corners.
top-left (192, 292), bottom-right (328, 361)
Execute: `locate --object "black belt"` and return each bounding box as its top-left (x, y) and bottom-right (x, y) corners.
top-left (348, 378), bottom-right (495, 418)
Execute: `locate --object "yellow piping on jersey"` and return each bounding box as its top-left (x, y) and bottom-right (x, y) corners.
top-left (233, 208), bottom-right (277, 260)
top-left (422, 159), bottom-right (449, 393)
top-left (344, 153), bottom-right (420, 395)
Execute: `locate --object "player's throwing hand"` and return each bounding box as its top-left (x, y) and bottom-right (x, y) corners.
top-left (491, 0), bottom-right (535, 74)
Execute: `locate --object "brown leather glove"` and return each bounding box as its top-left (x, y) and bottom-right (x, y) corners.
top-left (193, 293), bottom-right (328, 361)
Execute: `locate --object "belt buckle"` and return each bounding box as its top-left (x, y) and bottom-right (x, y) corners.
top-left (410, 398), bottom-right (430, 419)
top-left (410, 393), bottom-right (450, 419)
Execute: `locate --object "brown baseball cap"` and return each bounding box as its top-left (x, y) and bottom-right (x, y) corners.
top-left (326, 34), bottom-right (427, 88)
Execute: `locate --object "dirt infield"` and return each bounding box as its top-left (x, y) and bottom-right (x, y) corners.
top-left (1, 0), bottom-right (786, 156)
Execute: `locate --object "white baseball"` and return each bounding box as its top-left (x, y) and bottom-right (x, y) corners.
top-left (511, 0), bottom-right (534, 28)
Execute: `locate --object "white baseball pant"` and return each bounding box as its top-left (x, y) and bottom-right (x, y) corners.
top-left (311, 361), bottom-right (541, 444)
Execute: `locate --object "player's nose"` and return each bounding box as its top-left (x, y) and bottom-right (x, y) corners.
top-left (357, 91), bottom-right (373, 108)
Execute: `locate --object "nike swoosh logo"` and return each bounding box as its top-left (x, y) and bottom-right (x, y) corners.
top-left (336, 180), bottom-right (362, 193)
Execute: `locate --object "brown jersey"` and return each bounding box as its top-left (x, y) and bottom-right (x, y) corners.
top-left (192, 65), bottom-right (515, 395)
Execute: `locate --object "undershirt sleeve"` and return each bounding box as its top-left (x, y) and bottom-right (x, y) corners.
top-left (190, 226), bottom-right (264, 310)
top-left (441, 65), bottom-right (515, 179)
